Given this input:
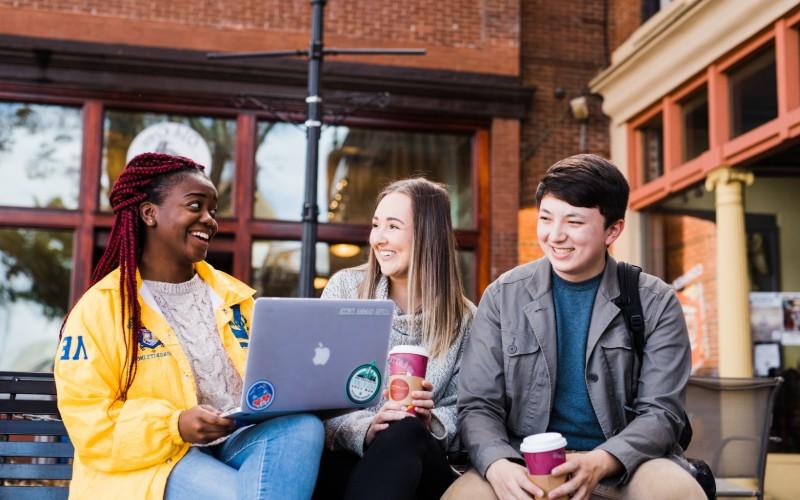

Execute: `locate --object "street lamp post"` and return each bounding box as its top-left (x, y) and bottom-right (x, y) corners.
top-left (209, 0), bottom-right (425, 297)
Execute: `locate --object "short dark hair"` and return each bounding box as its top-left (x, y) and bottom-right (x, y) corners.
top-left (534, 154), bottom-right (629, 227)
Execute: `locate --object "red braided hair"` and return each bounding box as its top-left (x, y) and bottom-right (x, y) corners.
top-left (77, 152), bottom-right (204, 402)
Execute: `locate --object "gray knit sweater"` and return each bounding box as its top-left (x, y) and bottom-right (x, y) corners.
top-left (321, 267), bottom-right (474, 456)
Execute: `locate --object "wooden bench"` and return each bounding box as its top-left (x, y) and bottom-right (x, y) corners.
top-left (0, 371), bottom-right (72, 499)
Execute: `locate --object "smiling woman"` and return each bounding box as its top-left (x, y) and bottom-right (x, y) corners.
top-left (137, 171), bottom-right (219, 283)
top-left (53, 152), bottom-right (325, 500)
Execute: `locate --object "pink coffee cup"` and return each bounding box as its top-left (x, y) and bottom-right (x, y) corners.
top-left (387, 345), bottom-right (429, 414)
top-left (520, 432), bottom-right (568, 498)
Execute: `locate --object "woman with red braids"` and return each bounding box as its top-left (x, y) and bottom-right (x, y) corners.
top-left (54, 152), bottom-right (324, 500)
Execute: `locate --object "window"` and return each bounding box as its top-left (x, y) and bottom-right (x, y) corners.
top-left (251, 241), bottom-right (370, 298)
top-left (728, 44), bottom-right (778, 138)
top-left (681, 87), bottom-right (709, 162)
top-left (251, 240), bottom-right (477, 302)
top-left (642, 0), bottom-right (674, 22)
top-left (457, 250), bottom-right (476, 303)
top-left (254, 123), bottom-right (474, 228)
top-left (101, 110), bottom-right (236, 215)
top-left (638, 113), bottom-right (664, 183)
top-left (0, 228), bottom-right (73, 371)
top-left (0, 102), bottom-right (82, 209)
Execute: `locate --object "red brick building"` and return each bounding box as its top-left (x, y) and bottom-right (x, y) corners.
top-left (0, 0), bottom-right (531, 371)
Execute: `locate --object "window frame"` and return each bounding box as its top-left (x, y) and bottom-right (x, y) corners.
top-left (625, 8), bottom-right (800, 210)
top-left (0, 92), bottom-right (489, 303)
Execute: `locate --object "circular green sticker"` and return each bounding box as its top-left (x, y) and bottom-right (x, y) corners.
top-left (346, 363), bottom-right (382, 404)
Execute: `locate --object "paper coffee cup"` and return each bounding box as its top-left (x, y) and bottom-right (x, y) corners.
top-left (387, 345), bottom-right (429, 414)
top-left (520, 432), bottom-right (568, 499)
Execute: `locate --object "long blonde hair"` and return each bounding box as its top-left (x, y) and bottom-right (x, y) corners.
top-left (357, 178), bottom-right (469, 358)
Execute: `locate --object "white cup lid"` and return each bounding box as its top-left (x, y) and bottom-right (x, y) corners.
top-left (520, 432), bottom-right (567, 453)
top-left (389, 345), bottom-right (429, 357)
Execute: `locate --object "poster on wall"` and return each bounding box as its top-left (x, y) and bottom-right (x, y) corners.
top-left (749, 292), bottom-right (783, 342)
top-left (673, 264), bottom-right (708, 373)
top-left (782, 293), bottom-right (800, 331)
top-left (753, 342), bottom-right (782, 376)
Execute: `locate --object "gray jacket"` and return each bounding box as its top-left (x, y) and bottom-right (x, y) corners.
top-left (458, 257), bottom-right (691, 482)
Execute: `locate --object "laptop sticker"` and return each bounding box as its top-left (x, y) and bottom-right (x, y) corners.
top-left (346, 362), bottom-right (382, 404)
top-left (246, 380), bottom-right (275, 411)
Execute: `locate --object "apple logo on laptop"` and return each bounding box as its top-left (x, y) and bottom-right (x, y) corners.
top-left (313, 342), bottom-right (331, 366)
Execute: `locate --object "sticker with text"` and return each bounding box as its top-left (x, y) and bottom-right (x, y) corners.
top-left (346, 362), bottom-right (382, 404)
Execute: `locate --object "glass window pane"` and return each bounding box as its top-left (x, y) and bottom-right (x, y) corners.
top-left (0, 102), bottom-right (82, 209)
top-left (255, 124), bottom-right (474, 228)
top-left (728, 45), bottom-right (778, 138)
top-left (0, 228), bottom-right (73, 371)
top-left (251, 241), bottom-right (370, 298)
top-left (93, 229), bottom-right (234, 276)
top-left (457, 249), bottom-right (476, 303)
top-left (638, 114), bottom-right (663, 183)
top-left (251, 239), bottom-right (478, 303)
top-left (101, 110), bottom-right (236, 216)
top-left (681, 87), bottom-right (709, 162)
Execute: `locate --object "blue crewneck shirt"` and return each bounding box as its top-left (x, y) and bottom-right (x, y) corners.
top-left (546, 270), bottom-right (606, 451)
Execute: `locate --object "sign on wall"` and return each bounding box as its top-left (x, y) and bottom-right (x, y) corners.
top-left (126, 122), bottom-right (212, 168)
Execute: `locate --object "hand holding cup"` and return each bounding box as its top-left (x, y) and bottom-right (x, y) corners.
top-left (387, 345), bottom-right (429, 415)
top-left (520, 432), bottom-right (568, 500)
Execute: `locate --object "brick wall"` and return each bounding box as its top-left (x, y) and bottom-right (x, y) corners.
top-left (664, 214), bottom-right (719, 375)
top-left (609, 0), bottom-right (642, 52)
top-left (490, 118), bottom-right (520, 280)
top-left (519, 0), bottom-right (612, 209)
top-left (0, 0), bottom-right (520, 74)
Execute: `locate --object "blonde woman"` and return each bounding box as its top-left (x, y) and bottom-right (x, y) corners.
top-left (314, 178), bottom-right (475, 500)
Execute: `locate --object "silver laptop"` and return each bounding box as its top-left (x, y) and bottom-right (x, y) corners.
top-left (224, 297), bottom-right (394, 422)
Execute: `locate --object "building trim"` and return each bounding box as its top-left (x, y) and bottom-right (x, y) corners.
top-left (0, 34), bottom-right (533, 121)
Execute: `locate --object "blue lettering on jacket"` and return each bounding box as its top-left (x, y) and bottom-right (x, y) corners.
top-left (229, 304), bottom-right (249, 348)
top-left (60, 336), bottom-right (88, 361)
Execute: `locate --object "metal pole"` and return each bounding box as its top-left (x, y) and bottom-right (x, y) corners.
top-left (299, 0), bottom-right (326, 297)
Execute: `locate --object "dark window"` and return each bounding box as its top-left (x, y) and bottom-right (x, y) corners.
top-left (681, 87), bottom-right (709, 162)
top-left (642, 0), bottom-right (673, 22)
top-left (639, 114), bottom-right (664, 183)
top-left (728, 44), bottom-right (778, 138)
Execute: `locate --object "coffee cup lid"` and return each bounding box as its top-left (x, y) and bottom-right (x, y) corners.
top-left (389, 345), bottom-right (429, 358)
top-left (520, 432), bottom-right (567, 453)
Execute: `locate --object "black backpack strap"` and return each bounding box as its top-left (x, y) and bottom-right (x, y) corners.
top-left (614, 261), bottom-right (645, 358)
top-left (613, 261), bottom-right (645, 418)
top-left (614, 261), bottom-right (694, 450)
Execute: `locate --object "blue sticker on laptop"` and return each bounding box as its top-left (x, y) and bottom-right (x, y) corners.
top-left (346, 362), bottom-right (381, 404)
top-left (246, 380), bottom-right (275, 411)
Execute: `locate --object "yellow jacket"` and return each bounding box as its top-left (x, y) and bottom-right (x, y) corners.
top-left (54, 261), bottom-right (255, 500)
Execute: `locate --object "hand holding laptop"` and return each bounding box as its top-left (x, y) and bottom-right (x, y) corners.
top-left (178, 404), bottom-right (237, 444)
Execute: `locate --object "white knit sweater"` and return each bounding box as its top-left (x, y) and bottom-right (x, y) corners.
top-left (321, 267), bottom-right (474, 456)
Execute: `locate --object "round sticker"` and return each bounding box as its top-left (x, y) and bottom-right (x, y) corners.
top-left (389, 378), bottom-right (410, 400)
top-left (246, 380), bottom-right (275, 411)
top-left (346, 363), bottom-right (382, 404)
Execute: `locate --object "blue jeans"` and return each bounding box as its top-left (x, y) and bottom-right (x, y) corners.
top-left (165, 414), bottom-right (324, 500)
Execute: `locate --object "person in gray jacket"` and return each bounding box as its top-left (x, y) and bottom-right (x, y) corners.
top-left (444, 154), bottom-right (705, 500)
top-left (314, 178), bottom-right (474, 500)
